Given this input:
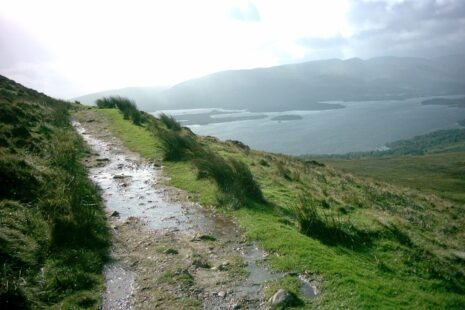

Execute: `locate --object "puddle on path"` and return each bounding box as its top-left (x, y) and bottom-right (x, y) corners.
top-left (74, 122), bottom-right (201, 231)
top-left (236, 245), bottom-right (283, 300)
top-left (235, 245), bottom-right (319, 302)
top-left (298, 274), bottom-right (319, 298)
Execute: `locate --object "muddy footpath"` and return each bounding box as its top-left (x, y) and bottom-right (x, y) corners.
top-left (73, 110), bottom-right (318, 309)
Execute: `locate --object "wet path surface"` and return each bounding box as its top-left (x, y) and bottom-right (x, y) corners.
top-left (102, 264), bottom-right (135, 309)
top-left (74, 121), bottom-right (203, 232)
top-left (73, 116), bottom-right (298, 309)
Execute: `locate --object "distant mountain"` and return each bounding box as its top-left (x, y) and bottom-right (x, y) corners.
top-left (75, 55), bottom-right (465, 112)
top-left (74, 86), bottom-right (167, 112)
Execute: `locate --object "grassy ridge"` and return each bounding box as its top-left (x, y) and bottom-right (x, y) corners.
top-left (307, 129), bottom-right (465, 204)
top-left (0, 76), bottom-right (109, 308)
top-left (384, 129), bottom-right (465, 154)
top-left (93, 108), bottom-right (465, 309)
top-left (307, 128), bottom-right (465, 159)
top-left (320, 152), bottom-right (465, 204)
top-left (308, 128), bottom-right (465, 204)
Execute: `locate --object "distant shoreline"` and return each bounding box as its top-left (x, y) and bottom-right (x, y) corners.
top-left (421, 97), bottom-right (465, 108)
top-left (271, 115), bottom-right (303, 121)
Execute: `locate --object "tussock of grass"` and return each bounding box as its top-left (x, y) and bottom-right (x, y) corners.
top-left (276, 160), bottom-right (292, 180)
top-left (159, 113), bottom-right (182, 131)
top-left (156, 128), bottom-right (200, 161)
top-left (292, 195), bottom-right (375, 249)
top-left (151, 115), bottom-right (263, 207)
top-left (96, 96), bottom-right (143, 125)
top-left (95, 97), bottom-right (116, 109)
top-left (194, 153), bottom-right (263, 208)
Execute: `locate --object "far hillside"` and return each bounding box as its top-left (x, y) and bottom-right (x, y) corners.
top-left (310, 129), bottom-right (465, 204)
top-left (75, 55), bottom-right (465, 112)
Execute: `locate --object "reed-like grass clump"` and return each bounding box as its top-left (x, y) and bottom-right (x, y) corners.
top-left (96, 96), bottom-right (143, 125)
top-left (151, 114), bottom-right (263, 208)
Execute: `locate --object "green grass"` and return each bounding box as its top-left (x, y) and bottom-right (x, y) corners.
top-left (96, 96), bottom-right (143, 125)
top-left (0, 76), bottom-right (109, 308)
top-left (94, 108), bottom-right (465, 309)
top-left (98, 108), bottom-right (162, 159)
top-left (96, 109), bottom-right (218, 206)
top-left (158, 112), bottom-right (182, 131)
top-left (308, 129), bottom-right (465, 158)
top-left (322, 152), bottom-right (465, 204)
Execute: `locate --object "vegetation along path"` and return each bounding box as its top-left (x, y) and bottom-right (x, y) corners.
top-left (74, 109), bottom-right (314, 309)
top-left (72, 103), bottom-right (465, 309)
top-left (3, 76), bottom-right (464, 309)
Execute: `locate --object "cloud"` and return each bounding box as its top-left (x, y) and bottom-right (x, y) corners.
top-left (297, 36), bottom-right (348, 49)
top-left (229, 1), bottom-right (260, 22)
top-left (295, 36), bottom-right (348, 60)
top-left (1, 0), bottom-right (464, 98)
top-left (0, 17), bottom-right (52, 69)
top-left (345, 0), bottom-right (465, 58)
top-left (291, 0), bottom-right (465, 61)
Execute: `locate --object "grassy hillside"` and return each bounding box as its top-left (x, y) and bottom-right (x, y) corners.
top-left (312, 129), bottom-right (465, 204)
top-left (319, 152), bottom-right (465, 205)
top-left (82, 107), bottom-right (465, 309)
top-left (312, 128), bottom-right (465, 158)
top-left (0, 76), bottom-right (109, 308)
top-left (384, 129), bottom-right (465, 154)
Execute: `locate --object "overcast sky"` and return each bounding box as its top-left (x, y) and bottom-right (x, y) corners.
top-left (1, 0), bottom-right (464, 98)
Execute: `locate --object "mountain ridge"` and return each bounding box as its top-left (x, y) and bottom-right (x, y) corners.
top-left (75, 55), bottom-right (465, 112)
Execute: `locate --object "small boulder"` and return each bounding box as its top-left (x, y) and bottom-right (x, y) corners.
top-left (269, 289), bottom-right (294, 308)
top-left (110, 211), bottom-right (120, 217)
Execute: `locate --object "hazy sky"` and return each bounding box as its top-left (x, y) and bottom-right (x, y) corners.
top-left (1, 0), bottom-right (464, 98)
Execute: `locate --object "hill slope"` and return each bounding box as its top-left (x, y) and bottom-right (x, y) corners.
top-left (310, 129), bottom-right (465, 204)
top-left (0, 75), bottom-right (109, 308)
